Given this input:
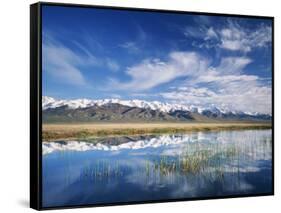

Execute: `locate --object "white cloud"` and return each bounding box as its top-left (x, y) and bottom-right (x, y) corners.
top-left (110, 46), bottom-right (271, 114)
top-left (72, 40), bottom-right (100, 66)
top-left (216, 57), bottom-right (252, 74)
top-left (205, 27), bottom-right (218, 40)
top-left (119, 42), bottom-right (140, 54)
top-left (160, 55), bottom-right (272, 114)
top-left (219, 22), bottom-right (271, 52)
top-left (220, 25), bottom-right (250, 52)
top-left (43, 33), bottom-right (121, 86)
top-left (110, 94), bottom-right (122, 99)
top-left (184, 26), bottom-right (207, 39)
top-left (111, 51), bottom-right (208, 91)
top-left (222, 40), bottom-right (250, 52)
top-left (185, 20), bottom-right (272, 53)
top-left (250, 25), bottom-right (272, 47)
top-left (119, 26), bottom-right (147, 54)
top-left (106, 58), bottom-right (120, 72)
top-left (162, 85), bottom-right (271, 114)
top-left (73, 40), bottom-right (120, 72)
top-left (185, 26), bottom-right (219, 49)
top-left (43, 42), bottom-right (87, 86)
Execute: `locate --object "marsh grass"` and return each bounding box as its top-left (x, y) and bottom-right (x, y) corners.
top-left (75, 136), bottom-right (271, 187)
top-left (143, 143), bottom-right (242, 183)
top-left (43, 122), bottom-right (271, 141)
top-left (79, 160), bottom-right (123, 181)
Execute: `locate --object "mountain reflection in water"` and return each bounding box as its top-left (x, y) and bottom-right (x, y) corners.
top-left (42, 129), bottom-right (272, 207)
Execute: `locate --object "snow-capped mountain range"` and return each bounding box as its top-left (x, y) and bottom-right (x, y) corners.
top-left (42, 96), bottom-right (270, 117)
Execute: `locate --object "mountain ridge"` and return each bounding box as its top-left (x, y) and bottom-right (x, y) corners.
top-left (42, 96), bottom-right (271, 116)
top-left (42, 96), bottom-right (271, 123)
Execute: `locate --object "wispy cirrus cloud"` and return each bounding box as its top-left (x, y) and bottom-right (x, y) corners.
top-left (43, 40), bottom-right (88, 86)
top-left (43, 32), bottom-right (120, 86)
top-left (119, 25), bottom-right (147, 54)
top-left (105, 58), bottom-right (120, 72)
top-left (110, 51), bottom-right (208, 91)
top-left (160, 55), bottom-right (271, 114)
top-left (219, 21), bottom-right (271, 52)
top-left (119, 42), bottom-right (140, 54)
top-left (72, 40), bottom-right (120, 72)
top-left (109, 47), bottom-right (272, 114)
top-left (161, 83), bottom-right (271, 114)
top-left (216, 57), bottom-right (252, 74)
top-left (184, 19), bottom-right (272, 52)
top-left (184, 26), bottom-right (207, 39)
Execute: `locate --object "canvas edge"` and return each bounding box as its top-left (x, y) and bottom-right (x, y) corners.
top-left (30, 2), bottom-right (42, 210)
top-left (38, 1), bottom-right (274, 19)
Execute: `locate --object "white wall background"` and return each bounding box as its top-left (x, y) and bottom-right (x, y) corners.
top-left (0, 0), bottom-right (279, 212)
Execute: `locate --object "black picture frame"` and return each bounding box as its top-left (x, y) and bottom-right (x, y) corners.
top-left (30, 2), bottom-right (274, 210)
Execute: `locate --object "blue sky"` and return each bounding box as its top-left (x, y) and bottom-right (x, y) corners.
top-left (42, 5), bottom-right (272, 114)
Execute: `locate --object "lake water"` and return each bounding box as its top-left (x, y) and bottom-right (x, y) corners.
top-left (42, 129), bottom-right (272, 208)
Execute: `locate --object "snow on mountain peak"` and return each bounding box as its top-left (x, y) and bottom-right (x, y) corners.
top-left (42, 96), bottom-right (269, 116)
top-left (42, 96), bottom-right (192, 113)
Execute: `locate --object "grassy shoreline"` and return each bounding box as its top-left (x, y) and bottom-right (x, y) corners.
top-left (42, 122), bottom-right (272, 141)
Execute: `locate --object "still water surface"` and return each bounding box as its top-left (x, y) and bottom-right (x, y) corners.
top-left (42, 129), bottom-right (272, 207)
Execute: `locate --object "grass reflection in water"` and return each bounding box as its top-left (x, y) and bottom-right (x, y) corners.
top-left (77, 136), bottom-right (271, 185)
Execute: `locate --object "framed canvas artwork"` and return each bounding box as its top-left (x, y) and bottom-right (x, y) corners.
top-left (30, 2), bottom-right (274, 210)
